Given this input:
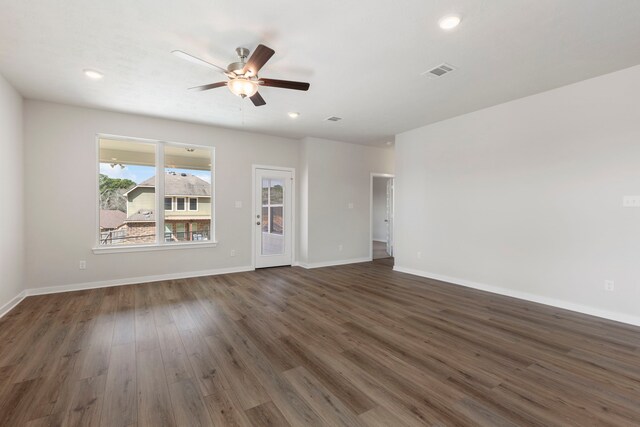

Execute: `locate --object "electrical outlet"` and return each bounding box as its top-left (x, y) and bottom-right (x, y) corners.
top-left (230, 250), bottom-right (236, 257)
top-left (338, 244), bottom-right (343, 252)
top-left (623, 196), bottom-right (640, 207)
top-left (79, 260), bottom-right (86, 270)
top-left (347, 202), bottom-right (354, 209)
top-left (604, 280), bottom-right (614, 291)
top-left (417, 251), bottom-right (422, 259)
top-left (235, 201), bottom-right (242, 208)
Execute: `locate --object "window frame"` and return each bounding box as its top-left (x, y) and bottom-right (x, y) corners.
top-left (94, 134), bottom-right (216, 253)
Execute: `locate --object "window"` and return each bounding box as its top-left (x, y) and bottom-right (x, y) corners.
top-left (98, 138), bottom-right (156, 246)
top-left (164, 145), bottom-right (212, 244)
top-left (176, 223), bottom-right (186, 241)
top-left (191, 223), bottom-right (203, 241)
top-left (176, 197), bottom-right (186, 211)
top-left (97, 136), bottom-right (214, 249)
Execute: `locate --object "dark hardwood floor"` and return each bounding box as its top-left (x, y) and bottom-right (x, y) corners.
top-left (1, 260), bottom-right (639, 426)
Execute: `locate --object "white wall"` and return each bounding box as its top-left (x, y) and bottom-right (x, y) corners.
top-left (395, 65), bottom-right (640, 324)
top-left (298, 137), bottom-right (394, 266)
top-left (372, 177), bottom-right (390, 242)
top-left (0, 73), bottom-right (24, 313)
top-left (24, 100), bottom-right (300, 290)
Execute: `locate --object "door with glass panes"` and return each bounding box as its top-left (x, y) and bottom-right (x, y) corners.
top-left (254, 168), bottom-right (293, 268)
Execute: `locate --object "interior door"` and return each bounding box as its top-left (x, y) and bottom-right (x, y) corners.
top-left (386, 178), bottom-right (394, 256)
top-left (254, 168), bottom-right (293, 268)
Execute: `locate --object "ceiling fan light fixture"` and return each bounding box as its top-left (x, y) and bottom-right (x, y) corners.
top-left (228, 78), bottom-right (258, 98)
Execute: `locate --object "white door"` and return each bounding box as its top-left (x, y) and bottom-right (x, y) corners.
top-left (386, 178), bottom-right (394, 256)
top-left (254, 168), bottom-right (293, 268)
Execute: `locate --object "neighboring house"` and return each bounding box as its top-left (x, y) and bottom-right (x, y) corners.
top-left (99, 209), bottom-right (126, 244)
top-left (121, 172), bottom-right (211, 244)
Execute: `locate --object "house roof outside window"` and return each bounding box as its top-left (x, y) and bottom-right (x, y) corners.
top-left (124, 172), bottom-right (211, 197)
top-left (100, 209), bottom-right (127, 230)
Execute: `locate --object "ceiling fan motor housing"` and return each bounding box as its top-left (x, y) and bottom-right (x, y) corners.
top-left (227, 62), bottom-right (245, 74)
top-left (228, 47), bottom-right (250, 74)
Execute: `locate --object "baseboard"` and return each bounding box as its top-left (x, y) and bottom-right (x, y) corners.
top-left (0, 290), bottom-right (28, 319)
top-left (26, 265), bottom-right (255, 296)
top-left (393, 265), bottom-right (640, 327)
top-left (297, 257), bottom-right (372, 269)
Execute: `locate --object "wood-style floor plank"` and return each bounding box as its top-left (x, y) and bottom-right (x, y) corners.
top-left (136, 349), bottom-right (175, 427)
top-left (62, 375), bottom-right (106, 427)
top-left (0, 259), bottom-right (639, 426)
top-left (168, 378), bottom-right (213, 427)
top-left (245, 401), bottom-right (291, 427)
top-left (101, 343), bottom-right (136, 427)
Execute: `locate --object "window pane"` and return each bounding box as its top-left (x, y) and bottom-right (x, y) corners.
top-left (262, 206), bottom-right (269, 232)
top-left (262, 180), bottom-right (269, 205)
top-left (270, 206), bottom-right (283, 235)
top-left (270, 180), bottom-right (283, 204)
top-left (164, 145), bottom-right (212, 243)
top-left (176, 198), bottom-right (185, 210)
top-left (99, 138), bottom-right (156, 245)
top-left (164, 197), bottom-right (172, 210)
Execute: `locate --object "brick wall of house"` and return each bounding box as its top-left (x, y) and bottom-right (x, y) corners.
top-left (120, 220), bottom-right (211, 244)
top-left (123, 222), bottom-right (156, 244)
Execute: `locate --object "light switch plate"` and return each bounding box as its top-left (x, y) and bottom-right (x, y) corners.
top-left (235, 201), bottom-right (242, 208)
top-left (623, 196), bottom-right (640, 208)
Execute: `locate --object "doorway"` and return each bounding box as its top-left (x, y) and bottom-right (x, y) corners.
top-left (253, 166), bottom-right (294, 268)
top-left (370, 174), bottom-right (394, 260)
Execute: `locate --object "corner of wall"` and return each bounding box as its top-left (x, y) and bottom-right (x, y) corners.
top-left (0, 72), bottom-right (26, 316)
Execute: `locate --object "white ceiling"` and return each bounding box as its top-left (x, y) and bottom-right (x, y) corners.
top-left (2, 0), bottom-right (640, 146)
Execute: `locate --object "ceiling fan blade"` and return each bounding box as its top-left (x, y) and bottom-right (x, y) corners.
top-left (242, 44), bottom-right (275, 76)
top-left (188, 82), bottom-right (227, 91)
top-left (172, 50), bottom-right (229, 75)
top-left (259, 78), bottom-right (310, 91)
top-left (249, 92), bottom-right (266, 106)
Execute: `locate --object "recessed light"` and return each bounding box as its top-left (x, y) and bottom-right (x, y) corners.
top-left (288, 112), bottom-right (300, 118)
top-left (438, 15), bottom-right (461, 30)
top-left (83, 69), bottom-right (104, 80)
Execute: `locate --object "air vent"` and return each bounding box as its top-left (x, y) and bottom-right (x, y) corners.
top-left (325, 116), bottom-right (342, 122)
top-left (422, 63), bottom-right (457, 79)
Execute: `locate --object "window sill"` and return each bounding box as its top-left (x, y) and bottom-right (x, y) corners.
top-left (92, 241), bottom-right (218, 255)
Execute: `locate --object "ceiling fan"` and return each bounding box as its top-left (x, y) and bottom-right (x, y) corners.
top-left (172, 44), bottom-right (310, 107)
